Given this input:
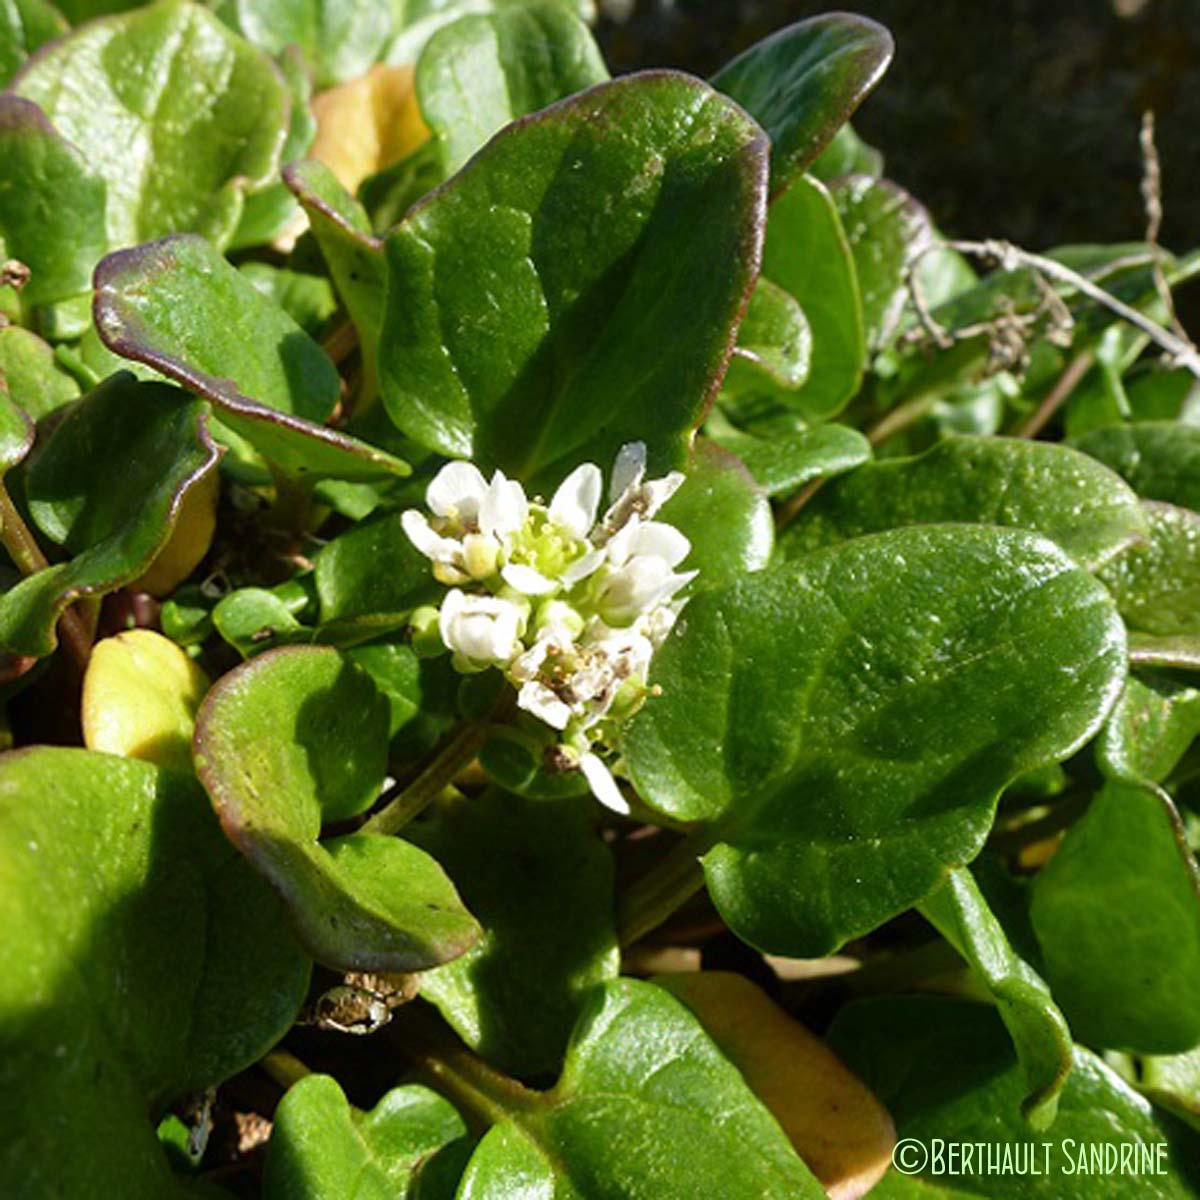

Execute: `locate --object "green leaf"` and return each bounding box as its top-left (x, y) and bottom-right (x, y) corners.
top-left (1098, 674), bottom-right (1200, 786)
top-left (0, 375), bottom-right (219, 656)
top-left (216, 0), bottom-right (394, 89)
top-left (264, 1075), bottom-right (469, 1200)
top-left (1139, 1049), bottom-right (1200, 1132)
top-left (408, 789), bottom-right (617, 1077)
top-left (315, 508), bottom-right (440, 626)
top-left (625, 526), bottom-right (1127, 955)
top-left (920, 867), bottom-right (1072, 1129)
top-left (831, 175), bottom-right (932, 351)
top-left (809, 120), bottom-right (883, 182)
top-left (212, 586), bottom-right (307, 658)
top-left (379, 71), bottom-right (768, 484)
top-left (1030, 778), bottom-right (1200, 1054)
top-left (1073, 422), bottom-right (1200, 510)
top-left (230, 45), bottom-right (317, 249)
top-left (0, 0), bottom-right (65, 88)
top-left (0, 387), bottom-right (33, 475)
top-left (0, 747), bottom-right (310, 1197)
top-left (0, 325), bottom-right (79, 419)
top-left (782, 435), bottom-right (1148, 571)
top-left (456, 978), bottom-right (825, 1197)
top-left (760, 175), bottom-right (865, 419)
top-left (12, 0), bottom-right (289, 251)
top-left (656, 438), bottom-right (772, 592)
top-left (709, 422), bottom-right (870, 497)
top-left (193, 645), bottom-right (480, 972)
top-left (0, 95), bottom-right (107, 316)
top-left (827, 996), bottom-right (1200, 1198)
top-left (711, 14), bottom-right (893, 196)
top-left (1098, 502), bottom-right (1200, 636)
top-left (94, 235), bottom-right (409, 481)
top-left (416, 1), bottom-right (608, 177)
top-left (723, 277), bottom-right (812, 397)
top-left (1130, 632), bottom-right (1200, 674)
top-left (240, 262), bottom-right (338, 337)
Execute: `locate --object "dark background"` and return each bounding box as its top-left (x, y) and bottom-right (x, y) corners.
top-left (596, 0), bottom-right (1199, 254)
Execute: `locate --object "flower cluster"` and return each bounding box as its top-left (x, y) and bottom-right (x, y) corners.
top-left (402, 443), bottom-right (694, 813)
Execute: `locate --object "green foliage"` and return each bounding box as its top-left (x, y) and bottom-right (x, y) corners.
top-left (4, 4), bottom-right (1200, 1195)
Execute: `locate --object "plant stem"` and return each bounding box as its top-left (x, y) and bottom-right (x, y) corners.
top-left (0, 481), bottom-right (92, 670)
top-left (259, 1048), bottom-right (312, 1092)
top-left (363, 720), bottom-right (491, 835)
top-left (616, 830), bottom-right (712, 948)
top-left (866, 395), bottom-right (936, 447)
top-left (1010, 349), bottom-right (1095, 439)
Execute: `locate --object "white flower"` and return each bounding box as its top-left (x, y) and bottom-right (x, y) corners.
top-left (438, 589), bottom-right (525, 670)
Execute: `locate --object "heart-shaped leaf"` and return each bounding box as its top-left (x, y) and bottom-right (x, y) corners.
top-left (264, 1074), bottom-right (470, 1199)
top-left (760, 175), bottom-right (865, 419)
top-left (782, 436), bottom-right (1148, 571)
top-left (658, 971), bottom-right (896, 1198)
top-left (416, 1), bottom-right (608, 177)
top-left (724, 276), bottom-right (813, 397)
top-left (0, 374), bottom-right (220, 657)
top-left (0, 747), bottom-right (310, 1197)
top-left (0, 95), bottom-right (107, 317)
top-left (831, 175), bottom-right (932, 351)
top-left (1030, 779), bottom-right (1200, 1054)
top-left (379, 70), bottom-right (768, 484)
top-left (12, 0), bottom-right (288, 251)
top-left (0, 0), bottom-right (65, 87)
top-left (626, 526), bottom-right (1126, 955)
top-left (1098, 673), bottom-right (1200, 785)
top-left (94, 234), bottom-right (410, 482)
top-left (455, 978), bottom-right (825, 1197)
top-left (1099, 501), bottom-right (1200, 635)
top-left (827, 996), bottom-right (1200, 1198)
top-left (920, 867), bottom-right (1072, 1128)
top-left (711, 14), bottom-right (893, 196)
top-left (0, 326), bottom-right (80, 419)
top-left (710, 423), bottom-right (870, 497)
top-left (193, 645), bottom-right (480, 972)
top-left (407, 788), bottom-right (618, 1076)
top-left (656, 438), bottom-right (773, 592)
top-left (1073, 422), bottom-right (1200, 510)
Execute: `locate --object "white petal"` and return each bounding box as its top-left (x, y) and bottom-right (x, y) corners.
top-left (560, 547), bottom-right (606, 586)
top-left (609, 442), bottom-right (646, 503)
top-left (604, 516), bottom-right (641, 568)
top-left (510, 640), bottom-right (551, 682)
top-left (579, 752), bottom-right (631, 815)
top-left (427, 462), bottom-right (488, 521)
top-left (627, 521), bottom-right (690, 568)
top-left (550, 463), bottom-right (603, 539)
top-left (640, 471), bottom-right (686, 519)
top-left (437, 588), bottom-right (467, 650)
top-left (517, 682), bottom-right (572, 731)
top-left (502, 563), bottom-right (558, 596)
top-left (401, 510), bottom-right (462, 563)
top-left (480, 470), bottom-right (528, 539)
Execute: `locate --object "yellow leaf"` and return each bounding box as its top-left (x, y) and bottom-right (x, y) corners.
top-left (657, 971), bottom-right (895, 1200)
top-left (82, 630), bottom-right (209, 772)
top-left (132, 465), bottom-right (219, 597)
top-left (311, 64), bottom-right (429, 196)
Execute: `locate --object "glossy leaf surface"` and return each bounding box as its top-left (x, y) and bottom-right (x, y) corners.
top-left (1073, 421), bottom-right (1200, 510)
top-left (711, 422), bottom-right (870, 497)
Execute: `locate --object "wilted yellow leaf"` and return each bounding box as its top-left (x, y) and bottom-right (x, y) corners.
top-left (658, 971), bottom-right (895, 1200)
top-left (82, 630), bottom-right (209, 772)
top-left (132, 465), bottom-right (219, 597)
top-left (312, 63), bottom-right (429, 196)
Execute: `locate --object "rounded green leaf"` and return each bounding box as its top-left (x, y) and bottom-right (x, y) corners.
top-left (94, 234), bottom-right (410, 482)
top-left (1073, 421), bottom-right (1200, 509)
top-left (626, 526), bottom-right (1127, 955)
top-left (379, 70), bottom-right (768, 485)
top-left (0, 374), bottom-right (220, 656)
top-left (710, 422), bottom-right (871, 497)
top-left (1098, 673), bottom-right (1200, 785)
top-left (407, 789), bottom-right (618, 1076)
top-left (193, 645), bottom-right (480, 972)
top-left (761, 175), bottom-right (865, 419)
top-left (1030, 779), bottom-right (1200, 1055)
top-left (12, 0), bottom-right (289, 250)
top-left (264, 1075), bottom-right (469, 1200)
top-left (711, 13), bottom-right (893, 196)
top-left (782, 436), bottom-right (1149, 571)
top-left (724, 276), bottom-right (813, 396)
top-left (0, 747), bottom-right (310, 1197)
top-left (0, 326), bottom-right (80, 420)
top-left (416, 1), bottom-right (609, 176)
top-left (457, 978), bottom-right (825, 1198)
